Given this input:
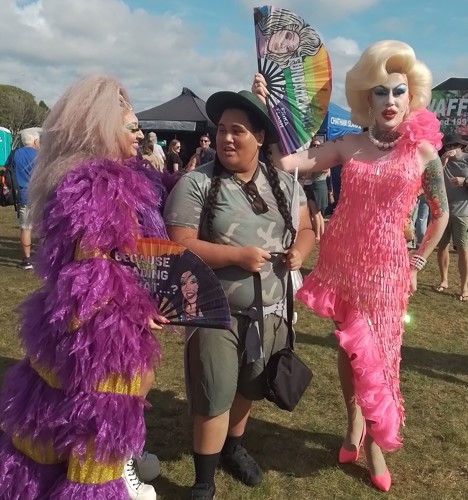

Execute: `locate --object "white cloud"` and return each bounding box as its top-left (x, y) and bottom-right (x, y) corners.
top-left (326, 37), bottom-right (361, 108)
top-left (0, 0), bottom-right (256, 112)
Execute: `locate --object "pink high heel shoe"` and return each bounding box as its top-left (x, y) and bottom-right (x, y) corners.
top-left (370, 468), bottom-right (392, 492)
top-left (338, 423), bottom-right (366, 464)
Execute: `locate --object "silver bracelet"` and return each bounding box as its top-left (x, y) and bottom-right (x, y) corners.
top-left (410, 254), bottom-right (427, 271)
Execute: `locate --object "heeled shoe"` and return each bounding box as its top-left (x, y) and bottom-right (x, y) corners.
top-left (370, 468), bottom-right (392, 492)
top-left (338, 422), bottom-right (366, 464)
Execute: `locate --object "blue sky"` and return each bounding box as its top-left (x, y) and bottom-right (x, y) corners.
top-left (0, 0), bottom-right (466, 112)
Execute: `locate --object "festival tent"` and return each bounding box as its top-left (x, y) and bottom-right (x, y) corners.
top-left (431, 78), bottom-right (468, 138)
top-left (319, 102), bottom-right (361, 140)
top-left (136, 87), bottom-right (216, 163)
top-left (0, 127), bottom-right (12, 166)
top-left (136, 87), bottom-right (215, 133)
top-left (317, 103), bottom-right (360, 214)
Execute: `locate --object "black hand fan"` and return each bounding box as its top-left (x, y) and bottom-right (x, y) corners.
top-left (112, 238), bottom-right (231, 329)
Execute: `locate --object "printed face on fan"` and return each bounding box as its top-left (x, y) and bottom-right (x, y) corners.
top-left (369, 73), bottom-right (411, 131)
top-left (267, 29), bottom-right (300, 54)
top-left (181, 271), bottom-right (199, 301)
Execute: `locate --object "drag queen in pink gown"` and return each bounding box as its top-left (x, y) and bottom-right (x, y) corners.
top-left (253, 40), bottom-right (449, 492)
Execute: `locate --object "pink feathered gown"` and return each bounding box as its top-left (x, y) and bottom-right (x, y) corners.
top-left (297, 109), bottom-right (443, 451)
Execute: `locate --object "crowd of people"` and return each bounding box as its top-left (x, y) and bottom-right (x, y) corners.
top-left (0, 37), bottom-right (467, 500)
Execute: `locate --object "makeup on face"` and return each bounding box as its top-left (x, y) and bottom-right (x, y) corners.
top-left (125, 122), bottom-right (140, 134)
top-left (370, 73), bottom-right (410, 129)
top-left (122, 112), bottom-right (144, 159)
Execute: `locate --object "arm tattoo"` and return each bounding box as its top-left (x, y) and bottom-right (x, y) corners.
top-left (421, 157), bottom-right (449, 220)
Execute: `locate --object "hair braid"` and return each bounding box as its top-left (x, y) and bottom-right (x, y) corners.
top-left (263, 148), bottom-right (297, 247)
top-left (203, 155), bottom-right (224, 241)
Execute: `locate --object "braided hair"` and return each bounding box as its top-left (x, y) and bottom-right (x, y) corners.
top-left (203, 155), bottom-right (224, 242)
top-left (202, 146), bottom-right (297, 247)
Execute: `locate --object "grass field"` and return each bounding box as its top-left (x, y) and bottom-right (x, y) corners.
top-left (0, 205), bottom-right (467, 499)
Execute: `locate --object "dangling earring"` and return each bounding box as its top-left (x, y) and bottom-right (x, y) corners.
top-left (368, 106), bottom-right (374, 124)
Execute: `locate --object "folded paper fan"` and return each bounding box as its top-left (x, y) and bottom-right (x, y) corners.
top-left (111, 238), bottom-right (231, 329)
top-left (254, 5), bottom-right (332, 154)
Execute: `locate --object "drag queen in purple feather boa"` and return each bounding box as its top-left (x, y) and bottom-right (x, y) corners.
top-left (0, 75), bottom-right (169, 499)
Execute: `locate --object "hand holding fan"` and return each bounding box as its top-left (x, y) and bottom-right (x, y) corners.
top-left (254, 5), bottom-right (332, 153)
top-left (112, 238), bottom-right (231, 329)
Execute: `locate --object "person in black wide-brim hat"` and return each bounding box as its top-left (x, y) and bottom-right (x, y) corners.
top-left (163, 90), bottom-right (315, 499)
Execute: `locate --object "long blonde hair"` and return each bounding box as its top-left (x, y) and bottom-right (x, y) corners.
top-left (28, 74), bottom-right (132, 228)
top-left (345, 40), bottom-right (432, 127)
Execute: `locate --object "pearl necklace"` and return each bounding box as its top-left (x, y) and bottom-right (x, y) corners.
top-left (368, 125), bottom-right (402, 149)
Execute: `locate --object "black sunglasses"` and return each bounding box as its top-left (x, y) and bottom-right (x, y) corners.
top-left (242, 180), bottom-right (269, 215)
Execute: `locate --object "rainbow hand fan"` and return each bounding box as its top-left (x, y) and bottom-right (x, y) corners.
top-left (111, 238), bottom-right (231, 329)
top-left (254, 5), bottom-right (332, 153)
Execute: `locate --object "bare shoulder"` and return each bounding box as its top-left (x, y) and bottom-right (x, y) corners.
top-left (417, 139), bottom-right (439, 165)
top-left (329, 132), bottom-right (365, 146)
top-left (329, 132), bottom-right (367, 159)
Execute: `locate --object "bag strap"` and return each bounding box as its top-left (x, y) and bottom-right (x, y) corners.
top-left (254, 270), bottom-right (295, 361)
top-left (285, 271), bottom-right (295, 350)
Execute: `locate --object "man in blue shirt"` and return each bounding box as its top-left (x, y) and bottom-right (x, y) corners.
top-left (11, 128), bottom-right (40, 269)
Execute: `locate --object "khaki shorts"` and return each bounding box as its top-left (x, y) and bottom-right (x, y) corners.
top-left (186, 313), bottom-right (289, 416)
top-left (439, 215), bottom-right (468, 249)
top-left (18, 204), bottom-right (32, 230)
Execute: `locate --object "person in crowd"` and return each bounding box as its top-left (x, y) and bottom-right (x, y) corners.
top-left (253, 39), bottom-right (449, 492)
top-left (198, 134), bottom-right (216, 166)
top-left (413, 191), bottom-right (430, 247)
top-left (434, 133), bottom-right (468, 300)
top-left (0, 75), bottom-right (170, 500)
top-left (185, 149), bottom-right (201, 172)
top-left (303, 138), bottom-right (330, 240)
top-left (163, 89), bottom-right (315, 499)
top-left (148, 131), bottom-right (166, 164)
top-left (8, 127), bottom-right (41, 270)
top-left (142, 138), bottom-right (164, 172)
top-left (166, 139), bottom-right (183, 174)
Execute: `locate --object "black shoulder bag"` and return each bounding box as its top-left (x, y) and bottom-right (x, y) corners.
top-left (254, 272), bottom-right (313, 412)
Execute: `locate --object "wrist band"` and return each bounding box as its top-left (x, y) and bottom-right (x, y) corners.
top-left (410, 254), bottom-right (427, 271)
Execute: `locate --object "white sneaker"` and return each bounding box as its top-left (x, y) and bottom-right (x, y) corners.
top-left (122, 458), bottom-right (157, 500)
top-left (135, 452), bottom-right (161, 482)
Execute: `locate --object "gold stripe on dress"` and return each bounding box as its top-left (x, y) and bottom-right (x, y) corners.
top-left (68, 443), bottom-right (123, 484)
top-left (11, 435), bottom-right (63, 465)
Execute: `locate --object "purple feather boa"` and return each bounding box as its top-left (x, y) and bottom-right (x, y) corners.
top-left (1, 361), bottom-right (146, 462)
top-left (19, 259), bottom-right (159, 392)
top-left (0, 158), bottom-right (167, 494)
top-left (35, 158), bottom-right (168, 282)
top-left (0, 433), bottom-right (66, 500)
top-left (48, 477), bottom-right (129, 499)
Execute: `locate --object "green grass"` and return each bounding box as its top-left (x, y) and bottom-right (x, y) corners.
top-left (1, 205), bottom-right (467, 499)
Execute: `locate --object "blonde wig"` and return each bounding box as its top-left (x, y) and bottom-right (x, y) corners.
top-left (345, 40), bottom-right (433, 127)
top-left (28, 74), bottom-right (133, 228)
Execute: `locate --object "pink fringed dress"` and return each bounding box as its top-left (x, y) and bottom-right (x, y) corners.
top-left (297, 110), bottom-right (442, 451)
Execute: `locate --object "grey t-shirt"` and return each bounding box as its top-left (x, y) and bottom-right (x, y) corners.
top-left (444, 153), bottom-right (468, 216)
top-left (163, 162), bottom-right (306, 310)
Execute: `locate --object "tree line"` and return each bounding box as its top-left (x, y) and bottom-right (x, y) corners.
top-left (0, 84), bottom-right (48, 145)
